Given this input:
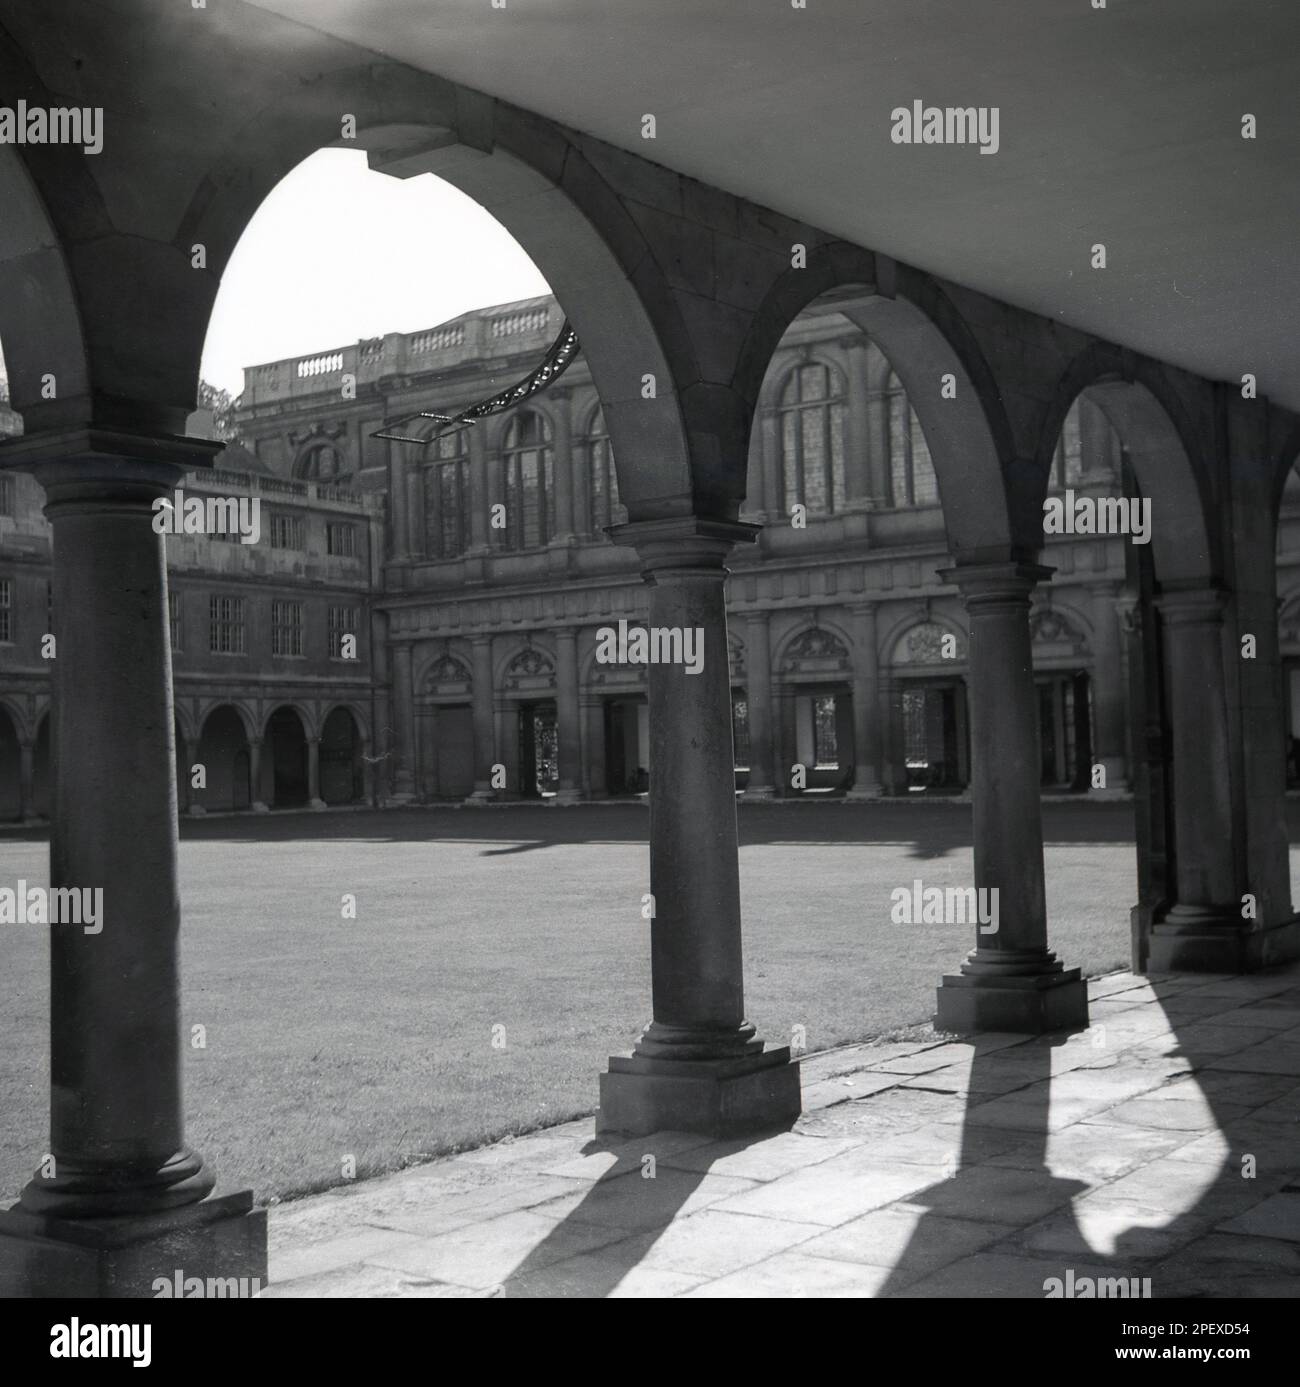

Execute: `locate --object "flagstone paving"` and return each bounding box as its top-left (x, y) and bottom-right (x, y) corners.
top-left (263, 965), bottom-right (1300, 1297)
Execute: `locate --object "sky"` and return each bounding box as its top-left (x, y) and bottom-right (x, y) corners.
top-left (199, 148), bottom-right (551, 399)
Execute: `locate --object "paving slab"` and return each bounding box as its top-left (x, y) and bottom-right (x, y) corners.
top-left (265, 962), bottom-right (1300, 1297)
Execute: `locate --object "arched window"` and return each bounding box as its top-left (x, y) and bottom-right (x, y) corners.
top-left (1051, 399), bottom-right (1084, 491)
top-left (779, 360), bottom-right (847, 516)
top-left (502, 410), bottom-right (553, 550)
top-left (587, 408), bottom-right (626, 532)
top-left (886, 373), bottom-right (938, 507)
top-left (426, 428), bottom-right (469, 559)
top-left (296, 442), bottom-right (352, 484)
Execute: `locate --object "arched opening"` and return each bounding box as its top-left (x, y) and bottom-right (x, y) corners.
top-left (195, 706), bottom-right (251, 812)
top-left (1040, 371), bottom-right (1219, 974)
top-left (319, 706), bottom-right (363, 805)
top-left (0, 704), bottom-right (21, 820)
top-left (265, 706), bottom-right (309, 809)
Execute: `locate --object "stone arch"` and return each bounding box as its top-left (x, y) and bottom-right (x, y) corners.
top-left (198, 699), bottom-right (256, 744)
top-left (263, 703), bottom-right (310, 807)
top-left (195, 704), bottom-right (253, 812)
top-left (1041, 347), bottom-right (1218, 585)
top-left (319, 704), bottom-right (365, 805)
top-left (0, 96), bottom-right (91, 427)
top-left (189, 71), bottom-right (693, 513)
top-left (736, 248), bottom-right (1015, 558)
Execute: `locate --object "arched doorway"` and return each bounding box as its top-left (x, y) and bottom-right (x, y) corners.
top-left (319, 706), bottom-right (363, 805)
top-left (265, 706), bottom-right (308, 808)
top-left (196, 706), bottom-right (251, 812)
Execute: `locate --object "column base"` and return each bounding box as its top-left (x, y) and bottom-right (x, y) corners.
top-left (597, 1047), bottom-right (801, 1138)
top-left (936, 968), bottom-right (1088, 1035)
top-left (463, 789), bottom-right (496, 807)
top-left (385, 792), bottom-right (415, 806)
top-left (0, 1189), bottom-right (266, 1298)
top-left (846, 778), bottom-right (882, 801)
top-left (308, 798), bottom-right (327, 812)
top-left (186, 805), bottom-right (207, 817)
top-left (250, 801), bottom-right (269, 815)
top-left (741, 784), bottom-right (776, 801)
top-left (552, 788), bottom-right (583, 806)
top-left (1146, 904), bottom-right (1273, 972)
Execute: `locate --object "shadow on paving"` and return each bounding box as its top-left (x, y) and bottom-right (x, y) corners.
top-left (489, 973), bottom-right (1299, 1297)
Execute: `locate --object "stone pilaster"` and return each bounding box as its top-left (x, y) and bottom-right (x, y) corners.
top-left (844, 339), bottom-right (872, 508)
top-left (467, 427), bottom-right (489, 554)
top-left (551, 389), bottom-right (574, 542)
top-left (306, 737), bottom-right (326, 810)
top-left (248, 737), bottom-right (268, 813)
top-left (597, 518), bottom-right (800, 1136)
top-left (742, 610), bottom-right (775, 798)
top-left (0, 430), bottom-right (264, 1297)
top-left (555, 626), bottom-right (582, 803)
top-left (19, 740), bottom-right (36, 821)
top-left (935, 560), bottom-right (1088, 1034)
top-left (466, 635), bottom-right (497, 802)
top-left (847, 601), bottom-right (883, 797)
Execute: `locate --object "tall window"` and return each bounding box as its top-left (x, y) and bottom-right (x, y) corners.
top-left (168, 589), bottom-right (181, 651)
top-left (269, 512), bottom-right (305, 549)
top-left (813, 693), bottom-right (839, 768)
top-left (502, 411), bottom-right (553, 550)
top-left (886, 373), bottom-right (939, 507)
top-left (329, 605), bottom-right (359, 660)
top-left (779, 361), bottom-right (847, 516)
top-left (0, 475), bottom-right (15, 516)
top-left (296, 443), bottom-right (352, 484)
top-left (1051, 399), bottom-right (1084, 491)
top-left (587, 409), bottom-right (625, 532)
top-left (271, 600), bottom-right (304, 657)
top-left (0, 578), bottom-right (11, 643)
top-left (426, 428), bottom-right (469, 559)
top-left (326, 522), bottom-right (356, 557)
top-left (209, 595), bottom-right (245, 654)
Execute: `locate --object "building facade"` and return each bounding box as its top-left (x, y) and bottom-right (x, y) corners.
top-left (1, 293), bottom-right (1162, 815)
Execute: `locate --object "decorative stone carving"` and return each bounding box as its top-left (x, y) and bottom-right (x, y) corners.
top-left (894, 621), bottom-right (965, 665)
top-left (1030, 607), bottom-right (1089, 654)
top-left (504, 645), bottom-right (556, 691)
top-left (425, 654), bottom-right (471, 691)
top-left (782, 626), bottom-right (851, 673)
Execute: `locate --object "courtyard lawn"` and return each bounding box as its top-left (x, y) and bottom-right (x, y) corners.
top-left (0, 799), bottom-right (1185, 1205)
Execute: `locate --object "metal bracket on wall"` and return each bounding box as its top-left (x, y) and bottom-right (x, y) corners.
top-left (371, 320), bottom-right (580, 446)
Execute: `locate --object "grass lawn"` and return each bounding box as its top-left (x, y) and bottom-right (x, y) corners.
top-left (0, 798), bottom-right (1190, 1205)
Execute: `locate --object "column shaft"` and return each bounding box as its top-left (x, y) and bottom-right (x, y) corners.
top-left (468, 636), bottom-right (496, 799)
top-left (390, 642), bottom-right (415, 800)
top-left (848, 602), bottom-right (882, 796)
top-left (555, 627), bottom-right (582, 802)
top-left (742, 611), bottom-right (775, 796)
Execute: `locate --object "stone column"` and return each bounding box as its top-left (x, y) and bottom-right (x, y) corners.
top-left (844, 339), bottom-right (872, 506)
top-left (0, 438), bottom-right (264, 1298)
top-left (551, 389), bottom-right (574, 542)
top-left (1088, 580), bottom-right (1129, 795)
top-left (572, 434), bottom-right (592, 539)
top-left (467, 428), bottom-right (489, 553)
top-left (847, 601), bottom-right (883, 797)
top-left (486, 442), bottom-right (504, 552)
top-left (935, 560), bottom-right (1088, 1033)
top-left (390, 641), bottom-right (416, 802)
top-left (597, 517), bottom-right (801, 1136)
top-left (467, 635), bottom-right (497, 801)
top-left (555, 627), bottom-right (582, 803)
top-left (742, 611), bottom-right (775, 797)
top-left (1147, 586), bottom-right (1243, 970)
top-left (306, 737), bottom-right (325, 810)
top-left (18, 740), bottom-right (35, 821)
top-left (248, 737), bottom-right (268, 813)
top-left (867, 363), bottom-right (893, 507)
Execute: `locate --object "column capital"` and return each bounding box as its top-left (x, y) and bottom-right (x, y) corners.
top-left (846, 598), bottom-right (880, 617)
top-left (938, 559), bottom-right (1054, 605)
top-left (1, 426), bottom-right (222, 504)
top-left (554, 625), bottom-right (578, 642)
top-left (1154, 583), bottom-right (1228, 624)
top-left (608, 516), bottom-right (760, 574)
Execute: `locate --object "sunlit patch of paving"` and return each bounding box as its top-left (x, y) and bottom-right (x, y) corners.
top-left (265, 965), bottom-right (1300, 1297)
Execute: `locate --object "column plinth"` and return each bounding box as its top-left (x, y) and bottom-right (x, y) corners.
top-left (596, 518), bottom-right (801, 1136)
top-left (0, 433), bottom-right (264, 1296)
top-left (935, 561), bottom-right (1088, 1034)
